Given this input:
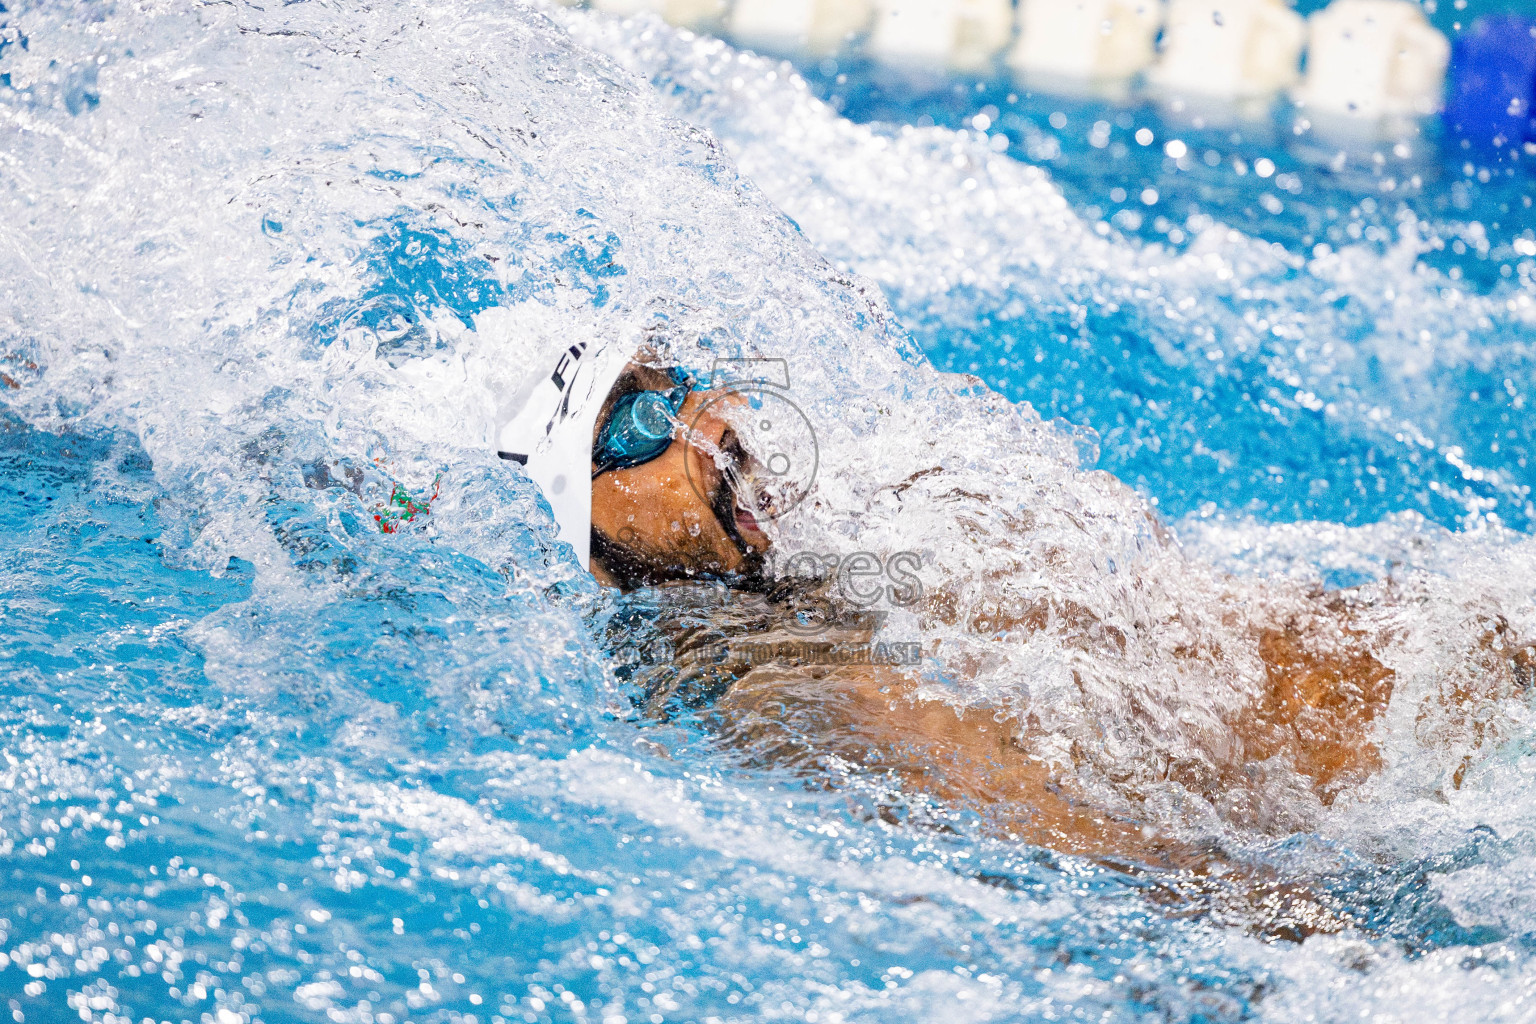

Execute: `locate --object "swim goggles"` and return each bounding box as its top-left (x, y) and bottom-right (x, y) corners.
top-left (591, 368), bottom-right (694, 479)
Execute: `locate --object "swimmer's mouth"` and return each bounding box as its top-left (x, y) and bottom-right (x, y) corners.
top-left (712, 430), bottom-right (769, 557)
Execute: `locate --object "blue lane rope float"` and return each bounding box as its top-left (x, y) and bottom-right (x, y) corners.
top-left (1444, 15), bottom-right (1536, 153)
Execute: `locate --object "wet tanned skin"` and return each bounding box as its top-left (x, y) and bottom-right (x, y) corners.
top-left (708, 662), bottom-right (1175, 862)
top-left (706, 657), bottom-right (1371, 937)
top-left (589, 363), bottom-right (770, 589)
top-left (921, 587), bottom-right (1402, 812)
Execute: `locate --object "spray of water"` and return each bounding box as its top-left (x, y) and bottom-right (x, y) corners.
top-left (5, 2), bottom-right (1536, 1021)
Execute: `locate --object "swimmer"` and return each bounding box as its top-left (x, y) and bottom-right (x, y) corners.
top-left (497, 340), bottom-right (1536, 894)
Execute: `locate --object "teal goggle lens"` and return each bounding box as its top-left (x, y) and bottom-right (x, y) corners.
top-left (592, 383), bottom-right (689, 478)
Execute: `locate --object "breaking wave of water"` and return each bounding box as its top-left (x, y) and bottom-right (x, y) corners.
top-left (3, 2), bottom-right (1536, 1022)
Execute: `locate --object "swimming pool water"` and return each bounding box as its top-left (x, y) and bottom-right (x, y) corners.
top-left (3, 2), bottom-right (1536, 1023)
top-left (808, 64), bottom-right (1535, 533)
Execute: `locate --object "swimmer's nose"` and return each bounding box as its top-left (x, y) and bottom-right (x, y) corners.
top-left (721, 433), bottom-right (777, 524)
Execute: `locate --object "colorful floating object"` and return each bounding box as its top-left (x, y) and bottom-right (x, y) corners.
top-left (1149, 0), bottom-right (1305, 99)
top-left (1294, 0), bottom-right (1450, 118)
top-left (1010, 0), bottom-right (1163, 83)
top-left (1443, 15), bottom-right (1536, 151)
top-left (373, 476), bottom-right (442, 535)
top-left (867, 0), bottom-right (1015, 71)
top-left (728, 0), bottom-right (874, 54)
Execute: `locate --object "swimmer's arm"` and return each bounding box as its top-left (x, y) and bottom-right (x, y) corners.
top-left (707, 663), bottom-right (1191, 867)
top-left (708, 661), bottom-right (1363, 935)
top-left (1227, 595), bottom-right (1528, 802)
top-left (924, 585), bottom-right (1402, 805)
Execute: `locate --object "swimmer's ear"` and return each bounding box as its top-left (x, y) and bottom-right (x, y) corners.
top-left (588, 540), bottom-right (623, 590)
top-left (588, 526), bottom-right (656, 592)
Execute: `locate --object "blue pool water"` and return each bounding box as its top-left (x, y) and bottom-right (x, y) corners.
top-left (4, 2), bottom-right (1536, 1023)
top-left (789, 61), bottom-right (1536, 533)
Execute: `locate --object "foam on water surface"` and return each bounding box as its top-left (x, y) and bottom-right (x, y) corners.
top-left (3, 2), bottom-right (1536, 1021)
top-left (586, 17), bottom-right (1536, 529)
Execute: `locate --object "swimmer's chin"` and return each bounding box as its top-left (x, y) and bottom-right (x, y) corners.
top-left (589, 529), bottom-right (771, 593)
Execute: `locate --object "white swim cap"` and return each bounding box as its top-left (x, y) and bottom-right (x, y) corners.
top-left (497, 339), bottom-right (634, 569)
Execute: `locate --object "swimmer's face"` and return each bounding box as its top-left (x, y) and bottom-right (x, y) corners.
top-left (589, 362), bottom-right (772, 589)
